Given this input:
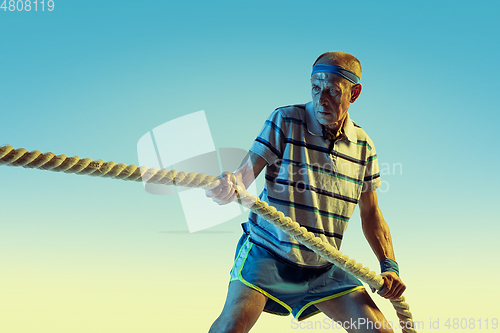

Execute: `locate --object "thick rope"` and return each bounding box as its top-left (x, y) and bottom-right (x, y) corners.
top-left (0, 145), bottom-right (416, 332)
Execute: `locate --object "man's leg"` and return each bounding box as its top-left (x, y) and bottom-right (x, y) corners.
top-left (208, 280), bottom-right (268, 333)
top-left (315, 289), bottom-right (393, 333)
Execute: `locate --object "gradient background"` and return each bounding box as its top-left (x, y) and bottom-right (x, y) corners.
top-left (1, 1), bottom-right (499, 332)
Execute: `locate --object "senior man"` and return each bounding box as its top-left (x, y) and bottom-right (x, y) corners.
top-left (206, 51), bottom-right (406, 333)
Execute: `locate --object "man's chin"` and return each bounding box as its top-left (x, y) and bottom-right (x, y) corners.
top-left (316, 115), bottom-right (338, 127)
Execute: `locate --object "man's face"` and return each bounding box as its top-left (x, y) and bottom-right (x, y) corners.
top-left (311, 72), bottom-right (351, 128)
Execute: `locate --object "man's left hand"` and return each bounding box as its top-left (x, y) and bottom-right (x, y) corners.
top-left (373, 271), bottom-right (406, 299)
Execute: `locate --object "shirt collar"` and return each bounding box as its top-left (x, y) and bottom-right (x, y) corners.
top-left (342, 112), bottom-right (358, 143)
top-left (305, 101), bottom-right (358, 143)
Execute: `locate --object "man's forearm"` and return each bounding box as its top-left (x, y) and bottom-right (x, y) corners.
top-left (233, 151), bottom-right (267, 189)
top-left (361, 210), bottom-right (396, 262)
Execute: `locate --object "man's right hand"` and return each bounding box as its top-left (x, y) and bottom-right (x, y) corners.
top-left (205, 172), bottom-right (242, 205)
top-left (205, 151), bottom-right (266, 205)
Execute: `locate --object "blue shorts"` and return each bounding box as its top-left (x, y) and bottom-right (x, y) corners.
top-left (230, 234), bottom-right (364, 321)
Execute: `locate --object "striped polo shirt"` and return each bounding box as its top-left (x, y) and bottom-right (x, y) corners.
top-left (245, 101), bottom-right (381, 268)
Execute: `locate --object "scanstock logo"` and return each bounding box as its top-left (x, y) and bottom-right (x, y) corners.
top-left (137, 111), bottom-right (257, 233)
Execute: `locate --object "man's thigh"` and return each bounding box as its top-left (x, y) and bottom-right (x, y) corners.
top-left (209, 280), bottom-right (268, 333)
top-left (315, 289), bottom-right (393, 333)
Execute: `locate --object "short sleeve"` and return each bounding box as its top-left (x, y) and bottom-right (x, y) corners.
top-left (361, 140), bottom-right (382, 192)
top-left (249, 109), bottom-right (287, 166)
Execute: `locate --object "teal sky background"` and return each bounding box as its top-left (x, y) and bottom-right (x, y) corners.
top-left (1, 1), bottom-right (499, 332)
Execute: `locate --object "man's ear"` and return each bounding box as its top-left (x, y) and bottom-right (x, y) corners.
top-left (350, 84), bottom-right (362, 103)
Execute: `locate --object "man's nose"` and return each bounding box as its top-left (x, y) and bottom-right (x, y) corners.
top-left (319, 90), bottom-right (329, 105)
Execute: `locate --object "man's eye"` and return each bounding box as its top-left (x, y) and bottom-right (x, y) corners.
top-left (329, 88), bottom-right (337, 95)
top-left (312, 86), bottom-right (320, 93)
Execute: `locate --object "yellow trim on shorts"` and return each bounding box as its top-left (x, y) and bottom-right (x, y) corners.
top-left (298, 310), bottom-right (322, 321)
top-left (229, 235), bottom-right (250, 279)
top-left (263, 309), bottom-right (290, 316)
top-left (234, 237), bottom-right (293, 314)
top-left (295, 285), bottom-right (365, 320)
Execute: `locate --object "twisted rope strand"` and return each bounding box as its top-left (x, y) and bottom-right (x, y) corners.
top-left (0, 145), bottom-right (416, 333)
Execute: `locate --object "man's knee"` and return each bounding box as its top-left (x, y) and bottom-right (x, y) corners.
top-left (208, 281), bottom-right (267, 333)
top-left (208, 314), bottom-right (247, 333)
